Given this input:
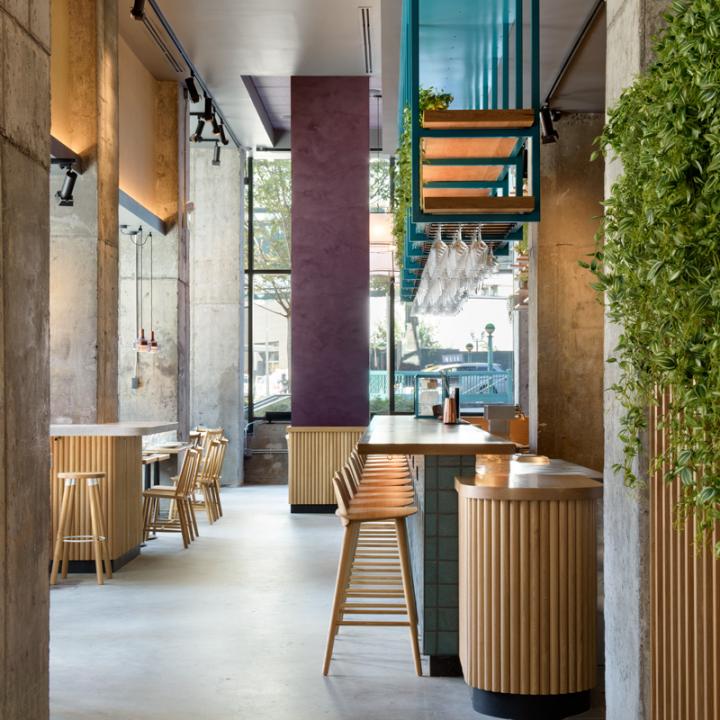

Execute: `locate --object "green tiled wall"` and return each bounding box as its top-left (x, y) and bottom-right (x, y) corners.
top-left (418, 454), bottom-right (476, 657)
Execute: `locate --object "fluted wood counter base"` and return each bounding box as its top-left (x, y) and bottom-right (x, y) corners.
top-left (456, 472), bottom-right (602, 717)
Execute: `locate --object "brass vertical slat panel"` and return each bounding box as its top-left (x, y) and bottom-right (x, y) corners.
top-left (287, 427), bottom-right (365, 504)
top-left (650, 387), bottom-right (720, 720)
top-left (458, 495), bottom-right (596, 695)
top-left (50, 435), bottom-right (142, 562)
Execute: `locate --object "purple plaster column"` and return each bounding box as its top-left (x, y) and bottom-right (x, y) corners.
top-left (291, 76), bottom-right (369, 426)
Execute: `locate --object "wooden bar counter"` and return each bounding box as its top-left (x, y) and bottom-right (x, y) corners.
top-left (50, 421), bottom-right (178, 570)
top-left (455, 470), bottom-right (602, 719)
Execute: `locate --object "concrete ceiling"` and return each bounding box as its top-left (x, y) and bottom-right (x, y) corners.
top-left (119, 0), bottom-right (605, 151)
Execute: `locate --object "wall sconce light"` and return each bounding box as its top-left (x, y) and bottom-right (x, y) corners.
top-left (130, 0), bottom-right (146, 20)
top-left (540, 105), bottom-right (559, 144)
top-left (51, 158), bottom-right (78, 206)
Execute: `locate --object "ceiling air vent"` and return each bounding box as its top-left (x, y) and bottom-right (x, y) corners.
top-left (360, 7), bottom-right (373, 75)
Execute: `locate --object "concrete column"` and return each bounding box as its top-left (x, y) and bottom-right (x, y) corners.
top-left (189, 146), bottom-right (244, 485)
top-left (290, 76), bottom-right (370, 426)
top-left (49, 0), bottom-right (119, 423)
top-left (514, 304), bottom-right (529, 413)
top-left (0, 2), bottom-right (51, 718)
top-left (603, 2), bottom-right (669, 718)
top-left (528, 113), bottom-right (605, 471)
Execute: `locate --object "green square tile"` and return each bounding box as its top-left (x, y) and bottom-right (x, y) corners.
top-left (425, 468), bottom-right (438, 489)
top-left (424, 585), bottom-right (438, 609)
top-left (439, 455), bottom-right (462, 467)
top-left (438, 514), bottom-right (458, 537)
top-left (425, 492), bottom-right (438, 512)
top-left (424, 560), bottom-right (438, 585)
top-left (437, 584), bottom-right (458, 608)
top-left (438, 608), bottom-right (459, 632)
top-left (438, 536), bottom-right (459, 560)
top-left (425, 609), bottom-right (438, 632)
top-left (425, 456), bottom-right (438, 469)
top-left (438, 560), bottom-right (458, 584)
top-left (425, 541), bottom-right (437, 561)
top-left (438, 467), bottom-right (459, 488)
top-left (439, 490), bottom-right (458, 513)
top-left (460, 454), bottom-right (476, 468)
top-left (425, 516), bottom-right (437, 538)
top-left (437, 631), bottom-right (458, 655)
top-left (423, 630), bottom-right (438, 656)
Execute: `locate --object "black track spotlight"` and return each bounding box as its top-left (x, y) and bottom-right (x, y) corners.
top-left (203, 95), bottom-right (213, 121)
top-left (211, 114), bottom-right (222, 136)
top-left (130, 0), bottom-right (146, 20)
top-left (184, 76), bottom-right (200, 104)
top-left (212, 143), bottom-right (221, 166)
top-left (540, 105), bottom-right (559, 144)
top-left (190, 118), bottom-right (205, 143)
top-left (218, 124), bottom-right (229, 146)
top-left (56, 168), bottom-right (78, 206)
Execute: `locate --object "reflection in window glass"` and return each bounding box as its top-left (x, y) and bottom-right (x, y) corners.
top-left (253, 156), bottom-right (291, 270)
top-left (252, 274), bottom-right (291, 417)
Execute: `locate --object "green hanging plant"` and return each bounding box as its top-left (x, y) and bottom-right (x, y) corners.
top-left (393, 87), bottom-right (454, 268)
top-left (585, 0), bottom-right (720, 553)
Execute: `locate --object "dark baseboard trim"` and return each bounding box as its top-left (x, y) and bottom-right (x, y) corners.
top-left (48, 545), bottom-right (141, 575)
top-left (428, 655), bottom-right (463, 677)
top-left (290, 504), bottom-right (337, 514)
top-left (471, 688), bottom-right (591, 719)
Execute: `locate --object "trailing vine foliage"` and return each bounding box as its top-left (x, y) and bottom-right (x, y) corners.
top-left (586, 0), bottom-right (720, 553)
top-left (393, 88), bottom-right (454, 266)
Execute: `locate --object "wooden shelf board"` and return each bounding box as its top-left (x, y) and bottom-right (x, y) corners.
top-left (422, 108), bottom-right (535, 129)
top-left (422, 165), bottom-right (503, 182)
top-left (422, 137), bottom-right (517, 160)
top-left (423, 188), bottom-right (493, 199)
top-left (423, 196), bottom-right (535, 215)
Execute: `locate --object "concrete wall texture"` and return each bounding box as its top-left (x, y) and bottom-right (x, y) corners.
top-left (0, 1), bottom-right (51, 717)
top-left (290, 76), bottom-right (370, 427)
top-left (189, 145), bottom-right (244, 484)
top-left (528, 113), bottom-right (605, 472)
top-left (603, 1), bottom-right (669, 717)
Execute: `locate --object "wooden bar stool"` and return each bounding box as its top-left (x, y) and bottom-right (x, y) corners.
top-left (323, 472), bottom-right (422, 676)
top-left (50, 472), bottom-right (112, 586)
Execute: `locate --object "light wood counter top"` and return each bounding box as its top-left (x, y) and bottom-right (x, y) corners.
top-left (357, 416), bottom-right (516, 456)
top-left (455, 471), bottom-right (603, 501)
top-left (50, 421), bottom-right (178, 437)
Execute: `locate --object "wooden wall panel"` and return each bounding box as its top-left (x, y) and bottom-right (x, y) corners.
top-left (459, 496), bottom-right (597, 694)
top-left (287, 426), bottom-right (365, 504)
top-left (650, 394), bottom-right (720, 720)
top-left (50, 435), bottom-right (143, 560)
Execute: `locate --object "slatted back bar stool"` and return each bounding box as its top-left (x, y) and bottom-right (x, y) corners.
top-left (50, 472), bottom-right (112, 586)
top-left (323, 455), bottom-right (422, 676)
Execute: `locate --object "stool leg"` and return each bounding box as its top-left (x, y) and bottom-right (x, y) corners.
top-left (87, 482), bottom-right (104, 585)
top-left (61, 481), bottom-right (76, 579)
top-left (323, 521), bottom-right (360, 675)
top-left (50, 479), bottom-right (73, 586)
top-left (91, 482), bottom-right (112, 579)
top-left (395, 518), bottom-right (422, 676)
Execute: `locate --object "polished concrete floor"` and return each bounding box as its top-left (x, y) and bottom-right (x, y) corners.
top-left (50, 486), bottom-right (603, 720)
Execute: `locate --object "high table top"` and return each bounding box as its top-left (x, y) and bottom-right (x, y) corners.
top-left (357, 415), bottom-right (516, 456)
top-left (455, 471), bottom-right (603, 501)
top-left (50, 421), bottom-right (178, 437)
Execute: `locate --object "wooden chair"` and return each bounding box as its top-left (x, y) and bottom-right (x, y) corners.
top-left (143, 448), bottom-right (200, 548)
top-left (50, 472), bottom-right (112, 586)
top-left (323, 459), bottom-right (422, 676)
top-left (194, 440), bottom-right (223, 523)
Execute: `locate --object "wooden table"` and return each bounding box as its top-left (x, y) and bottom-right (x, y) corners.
top-left (50, 421), bottom-right (178, 571)
top-left (357, 415), bottom-right (516, 456)
top-left (455, 471), bottom-right (602, 717)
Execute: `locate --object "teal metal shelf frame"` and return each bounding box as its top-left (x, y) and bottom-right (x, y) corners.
top-left (398, 0), bottom-right (540, 301)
